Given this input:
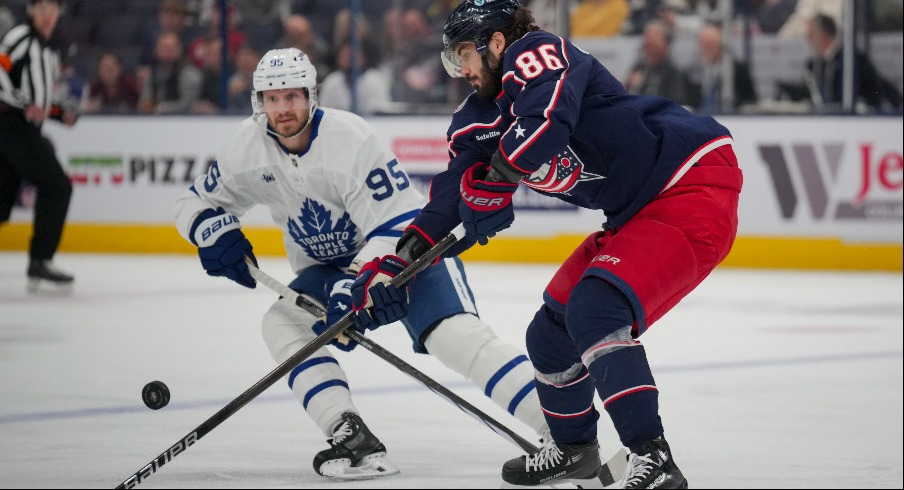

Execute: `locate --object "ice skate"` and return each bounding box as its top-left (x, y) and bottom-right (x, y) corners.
top-left (501, 438), bottom-right (601, 487)
top-left (26, 260), bottom-right (74, 294)
top-left (620, 437), bottom-right (687, 489)
top-left (312, 412), bottom-right (399, 480)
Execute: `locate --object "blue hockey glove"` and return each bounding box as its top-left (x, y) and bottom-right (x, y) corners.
top-left (351, 255), bottom-right (410, 330)
top-left (311, 274), bottom-right (363, 352)
top-left (190, 208), bottom-right (257, 289)
top-left (459, 162), bottom-right (518, 246)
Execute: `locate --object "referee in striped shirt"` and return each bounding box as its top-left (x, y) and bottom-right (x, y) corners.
top-left (0, 0), bottom-right (77, 292)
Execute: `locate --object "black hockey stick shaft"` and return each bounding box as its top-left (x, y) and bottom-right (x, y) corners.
top-left (249, 259), bottom-right (539, 453)
top-left (113, 226), bottom-right (465, 489)
top-left (250, 272), bottom-right (627, 486)
top-left (249, 230), bottom-right (627, 486)
top-left (349, 333), bottom-right (625, 487)
top-left (346, 330), bottom-right (538, 452)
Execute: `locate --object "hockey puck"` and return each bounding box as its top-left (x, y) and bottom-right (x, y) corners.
top-left (142, 381), bottom-right (170, 410)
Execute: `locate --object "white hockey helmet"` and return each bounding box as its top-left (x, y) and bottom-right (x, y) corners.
top-left (251, 47), bottom-right (318, 117)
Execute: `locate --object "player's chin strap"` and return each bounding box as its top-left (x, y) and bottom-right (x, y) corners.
top-left (256, 112), bottom-right (314, 141)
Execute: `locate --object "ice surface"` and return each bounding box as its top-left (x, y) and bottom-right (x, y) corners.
top-left (1, 252), bottom-right (901, 488)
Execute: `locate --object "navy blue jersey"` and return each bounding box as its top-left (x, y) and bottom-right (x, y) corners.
top-left (412, 30), bottom-right (732, 243)
top-left (412, 91), bottom-right (505, 244)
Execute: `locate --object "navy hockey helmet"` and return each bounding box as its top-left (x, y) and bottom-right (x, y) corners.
top-left (441, 0), bottom-right (520, 77)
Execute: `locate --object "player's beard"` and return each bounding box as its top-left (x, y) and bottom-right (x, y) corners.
top-left (270, 113), bottom-right (306, 139)
top-left (474, 52), bottom-right (503, 100)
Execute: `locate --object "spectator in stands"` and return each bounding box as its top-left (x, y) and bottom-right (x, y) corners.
top-left (569, 0), bottom-right (630, 38)
top-left (191, 37), bottom-right (226, 114)
top-left (425, 0), bottom-right (458, 31)
top-left (187, 2), bottom-right (246, 69)
top-left (525, 0), bottom-right (565, 35)
top-left (624, 0), bottom-right (662, 35)
top-left (227, 42), bottom-right (258, 114)
top-left (624, 19), bottom-right (698, 107)
top-left (690, 21), bottom-right (757, 113)
top-left (276, 14), bottom-right (330, 83)
top-left (777, 0), bottom-right (842, 38)
top-left (330, 7), bottom-right (378, 67)
top-left (138, 0), bottom-right (197, 80)
top-left (83, 51), bottom-right (139, 114)
top-left (319, 41), bottom-right (390, 115)
top-left (232, 0), bottom-right (288, 51)
top-left (657, 0), bottom-right (704, 39)
top-left (139, 31), bottom-right (202, 114)
top-left (386, 7), bottom-right (447, 104)
top-left (798, 14), bottom-right (902, 112)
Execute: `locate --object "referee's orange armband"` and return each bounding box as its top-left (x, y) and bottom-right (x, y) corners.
top-left (0, 53), bottom-right (12, 72)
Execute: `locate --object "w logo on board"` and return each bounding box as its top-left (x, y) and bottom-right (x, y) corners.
top-left (759, 142), bottom-right (902, 221)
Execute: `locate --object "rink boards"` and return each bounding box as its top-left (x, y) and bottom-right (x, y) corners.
top-left (1, 115), bottom-right (901, 271)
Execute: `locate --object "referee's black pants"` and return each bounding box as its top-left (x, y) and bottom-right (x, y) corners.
top-left (0, 113), bottom-right (72, 262)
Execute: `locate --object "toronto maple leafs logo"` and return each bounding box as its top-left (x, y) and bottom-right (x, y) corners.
top-left (522, 146), bottom-right (604, 194)
top-left (287, 199), bottom-right (359, 263)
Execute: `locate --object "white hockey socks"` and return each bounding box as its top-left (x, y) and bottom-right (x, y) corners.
top-left (424, 313), bottom-right (548, 436)
top-left (261, 297), bottom-right (357, 436)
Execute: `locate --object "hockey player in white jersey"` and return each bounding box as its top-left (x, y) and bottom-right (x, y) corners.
top-left (174, 48), bottom-right (548, 480)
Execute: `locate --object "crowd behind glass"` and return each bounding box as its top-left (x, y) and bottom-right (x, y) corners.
top-left (1, 0), bottom-right (901, 116)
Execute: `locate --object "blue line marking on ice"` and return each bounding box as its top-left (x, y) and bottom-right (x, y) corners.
top-left (1, 349), bottom-right (900, 425)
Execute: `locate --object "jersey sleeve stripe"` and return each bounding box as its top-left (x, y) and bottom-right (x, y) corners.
top-left (448, 116), bottom-right (503, 158)
top-left (365, 209), bottom-right (420, 241)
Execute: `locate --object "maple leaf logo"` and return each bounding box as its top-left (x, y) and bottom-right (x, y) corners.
top-left (287, 199), bottom-right (359, 264)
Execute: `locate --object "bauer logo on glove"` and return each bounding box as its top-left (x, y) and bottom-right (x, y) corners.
top-left (351, 255), bottom-right (410, 329)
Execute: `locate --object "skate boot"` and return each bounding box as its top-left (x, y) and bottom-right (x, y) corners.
top-left (27, 260), bottom-right (74, 294)
top-left (621, 437), bottom-right (687, 489)
top-left (501, 438), bottom-right (601, 486)
top-left (312, 412), bottom-right (400, 480)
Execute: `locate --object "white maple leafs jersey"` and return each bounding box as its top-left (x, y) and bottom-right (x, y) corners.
top-left (174, 108), bottom-right (426, 274)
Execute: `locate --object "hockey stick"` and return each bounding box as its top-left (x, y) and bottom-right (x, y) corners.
top-left (247, 261), bottom-right (540, 454)
top-left (247, 260), bottom-right (628, 487)
top-left (112, 225), bottom-right (466, 489)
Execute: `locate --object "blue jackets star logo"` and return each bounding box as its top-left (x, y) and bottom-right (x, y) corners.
top-left (522, 146), bottom-right (603, 194)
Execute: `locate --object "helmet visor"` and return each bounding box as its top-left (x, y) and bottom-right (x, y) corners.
top-left (441, 46), bottom-right (464, 78)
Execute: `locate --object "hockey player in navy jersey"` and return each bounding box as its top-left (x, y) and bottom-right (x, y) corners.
top-left (351, 1), bottom-right (743, 488)
top-left (175, 47), bottom-right (549, 481)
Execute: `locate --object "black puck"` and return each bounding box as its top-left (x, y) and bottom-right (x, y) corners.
top-left (142, 381), bottom-right (171, 410)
